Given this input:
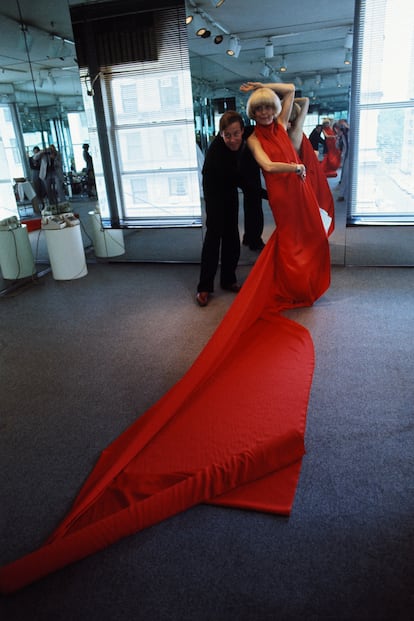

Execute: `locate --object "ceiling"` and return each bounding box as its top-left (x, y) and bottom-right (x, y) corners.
top-left (0, 0), bottom-right (355, 115)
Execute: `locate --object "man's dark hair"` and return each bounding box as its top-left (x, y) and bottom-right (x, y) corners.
top-left (219, 110), bottom-right (244, 133)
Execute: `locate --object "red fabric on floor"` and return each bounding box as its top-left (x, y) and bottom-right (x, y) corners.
top-left (0, 233), bottom-right (316, 593)
top-left (0, 124), bottom-right (331, 594)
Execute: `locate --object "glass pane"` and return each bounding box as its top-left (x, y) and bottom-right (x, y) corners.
top-left (352, 0), bottom-right (414, 221)
top-left (0, 130), bottom-right (19, 221)
top-left (109, 69), bottom-right (200, 222)
top-left (360, 0), bottom-right (414, 105)
top-left (354, 107), bottom-right (414, 218)
top-left (111, 71), bottom-right (193, 126)
top-left (0, 106), bottom-right (24, 180)
top-left (120, 170), bottom-right (200, 220)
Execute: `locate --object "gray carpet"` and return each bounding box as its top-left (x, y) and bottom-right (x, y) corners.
top-left (1, 257), bottom-right (413, 620)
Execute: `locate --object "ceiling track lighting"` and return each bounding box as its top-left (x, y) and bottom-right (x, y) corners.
top-left (265, 39), bottom-right (274, 59)
top-left (279, 56), bottom-right (287, 72)
top-left (189, 12), bottom-right (210, 37)
top-left (186, 3), bottom-right (229, 46)
top-left (344, 28), bottom-right (353, 50)
top-left (344, 50), bottom-right (352, 65)
top-left (211, 29), bottom-right (224, 44)
top-left (210, 0), bottom-right (226, 6)
top-left (226, 35), bottom-right (241, 58)
top-left (200, 28), bottom-right (211, 39)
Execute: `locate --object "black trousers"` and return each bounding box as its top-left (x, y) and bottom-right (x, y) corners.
top-left (242, 188), bottom-right (264, 248)
top-left (197, 195), bottom-right (240, 293)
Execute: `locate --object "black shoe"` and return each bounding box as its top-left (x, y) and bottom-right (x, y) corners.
top-left (249, 239), bottom-right (265, 251)
top-left (221, 283), bottom-right (241, 293)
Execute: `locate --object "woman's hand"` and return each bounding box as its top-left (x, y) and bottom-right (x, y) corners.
top-left (240, 82), bottom-right (263, 92)
top-left (292, 162), bottom-right (306, 180)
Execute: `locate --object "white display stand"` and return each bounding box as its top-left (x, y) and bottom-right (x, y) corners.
top-left (43, 225), bottom-right (88, 280)
top-left (0, 225), bottom-right (35, 279)
top-left (89, 211), bottom-right (125, 258)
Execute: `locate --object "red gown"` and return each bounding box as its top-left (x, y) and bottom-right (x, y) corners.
top-left (0, 123), bottom-right (331, 594)
top-left (320, 126), bottom-right (341, 177)
top-left (300, 133), bottom-right (335, 236)
top-left (253, 121), bottom-right (331, 310)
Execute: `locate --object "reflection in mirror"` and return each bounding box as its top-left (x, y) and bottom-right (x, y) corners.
top-left (0, 0), bottom-right (96, 231)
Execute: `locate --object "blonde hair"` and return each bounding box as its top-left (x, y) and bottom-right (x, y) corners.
top-left (246, 87), bottom-right (281, 119)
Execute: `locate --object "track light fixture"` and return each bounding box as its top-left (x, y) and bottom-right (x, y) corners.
top-left (186, 3), bottom-right (228, 46)
top-left (226, 36), bottom-right (241, 58)
top-left (211, 29), bottom-right (224, 44)
top-left (189, 12), bottom-right (210, 37)
top-left (210, 0), bottom-right (226, 6)
top-left (344, 50), bottom-right (352, 65)
top-left (279, 56), bottom-right (287, 72)
top-left (344, 28), bottom-right (353, 50)
top-left (265, 39), bottom-right (274, 59)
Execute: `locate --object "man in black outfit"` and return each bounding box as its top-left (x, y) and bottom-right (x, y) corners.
top-left (308, 123), bottom-right (326, 154)
top-left (196, 111), bottom-right (266, 307)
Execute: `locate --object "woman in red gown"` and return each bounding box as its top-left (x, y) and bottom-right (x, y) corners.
top-left (320, 119), bottom-right (342, 176)
top-left (240, 81), bottom-right (331, 310)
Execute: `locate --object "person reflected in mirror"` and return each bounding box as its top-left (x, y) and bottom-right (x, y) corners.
top-left (288, 98), bottom-right (335, 235)
top-left (308, 123), bottom-right (326, 159)
top-left (320, 118), bottom-right (341, 177)
top-left (28, 146), bottom-right (47, 212)
top-left (239, 81), bottom-right (331, 309)
top-left (196, 110), bottom-right (266, 308)
top-left (333, 119), bottom-right (350, 202)
top-left (34, 144), bottom-right (66, 206)
top-left (82, 143), bottom-right (96, 198)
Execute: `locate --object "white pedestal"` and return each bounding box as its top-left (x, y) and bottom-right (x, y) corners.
top-left (43, 225), bottom-right (88, 280)
top-left (0, 225), bottom-right (35, 279)
top-left (89, 212), bottom-right (125, 258)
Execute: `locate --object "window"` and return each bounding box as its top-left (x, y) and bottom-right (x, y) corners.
top-left (120, 83), bottom-right (138, 115)
top-left (131, 177), bottom-right (148, 203)
top-left (164, 129), bottom-right (183, 158)
top-left (350, 0), bottom-right (414, 223)
top-left (72, 1), bottom-right (200, 227)
top-left (169, 175), bottom-right (187, 196)
top-left (158, 76), bottom-right (180, 108)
